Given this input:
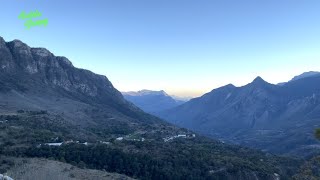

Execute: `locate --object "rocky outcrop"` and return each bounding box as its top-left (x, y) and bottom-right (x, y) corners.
top-left (0, 36), bottom-right (128, 105)
top-left (0, 36), bottom-right (154, 128)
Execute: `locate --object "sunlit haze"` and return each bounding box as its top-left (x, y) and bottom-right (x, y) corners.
top-left (1, 0), bottom-right (320, 97)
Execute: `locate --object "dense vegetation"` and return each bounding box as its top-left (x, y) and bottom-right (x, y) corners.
top-left (24, 141), bottom-right (299, 180)
top-left (315, 128), bottom-right (320, 140)
top-left (0, 111), bottom-right (302, 180)
top-left (292, 156), bottom-right (320, 180)
top-left (291, 129), bottom-right (320, 179)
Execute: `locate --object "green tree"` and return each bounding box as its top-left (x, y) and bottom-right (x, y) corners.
top-left (315, 128), bottom-right (320, 140)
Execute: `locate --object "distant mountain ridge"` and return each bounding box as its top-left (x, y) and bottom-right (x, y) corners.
top-left (122, 89), bottom-right (169, 96)
top-left (291, 71), bottom-right (320, 81)
top-left (122, 90), bottom-right (185, 114)
top-left (171, 95), bottom-right (193, 101)
top-left (0, 36), bottom-right (305, 179)
top-left (278, 71), bottom-right (320, 85)
top-left (158, 74), bottom-right (320, 156)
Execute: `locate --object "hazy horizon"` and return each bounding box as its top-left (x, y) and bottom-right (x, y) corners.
top-left (2, 0), bottom-right (320, 97)
top-left (120, 71), bottom-right (320, 98)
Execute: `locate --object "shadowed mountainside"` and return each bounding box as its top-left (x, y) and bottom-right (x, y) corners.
top-left (158, 75), bottom-right (320, 156)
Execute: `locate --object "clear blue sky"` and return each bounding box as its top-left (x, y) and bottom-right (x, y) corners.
top-left (1, 0), bottom-right (320, 97)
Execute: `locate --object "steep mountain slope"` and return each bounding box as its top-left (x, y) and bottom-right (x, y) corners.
top-left (122, 90), bottom-right (185, 113)
top-left (278, 71), bottom-right (320, 85)
top-left (159, 76), bottom-right (320, 156)
top-left (0, 36), bottom-right (303, 179)
top-left (0, 37), bottom-right (171, 136)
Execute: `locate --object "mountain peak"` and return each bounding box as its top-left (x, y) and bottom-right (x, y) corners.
top-left (6, 39), bottom-right (33, 60)
top-left (251, 76), bottom-right (267, 85)
top-left (225, 83), bottom-right (236, 88)
top-left (253, 76), bottom-right (264, 82)
top-left (9, 39), bottom-right (30, 49)
top-left (247, 76), bottom-right (270, 88)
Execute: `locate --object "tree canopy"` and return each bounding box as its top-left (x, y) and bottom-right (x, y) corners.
top-left (315, 128), bottom-right (320, 140)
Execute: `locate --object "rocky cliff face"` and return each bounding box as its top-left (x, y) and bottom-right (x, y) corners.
top-left (0, 37), bottom-right (124, 100)
top-left (0, 36), bottom-right (161, 129)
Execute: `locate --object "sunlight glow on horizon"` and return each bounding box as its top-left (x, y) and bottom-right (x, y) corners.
top-left (1, 0), bottom-right (320, 98)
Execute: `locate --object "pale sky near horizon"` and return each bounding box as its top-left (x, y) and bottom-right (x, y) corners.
top-left (1, 0), bottom-right (320, 97)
